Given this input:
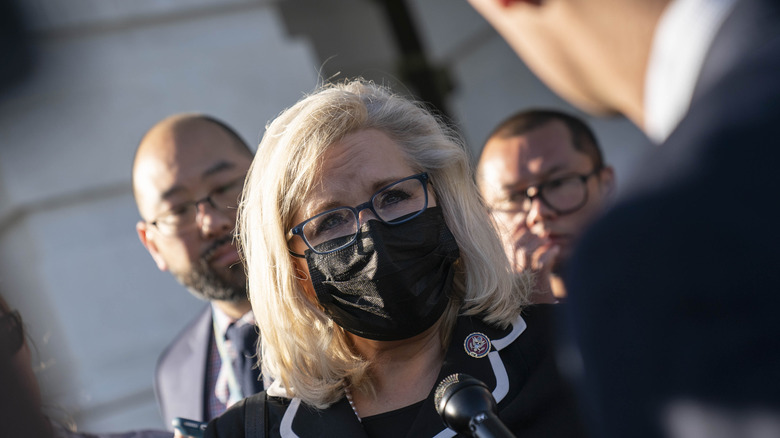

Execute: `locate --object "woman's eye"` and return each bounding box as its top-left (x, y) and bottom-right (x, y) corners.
top-left (311, 211), bottom-right (350, 236)
top-left (375, 189), bottom-right (411, 208)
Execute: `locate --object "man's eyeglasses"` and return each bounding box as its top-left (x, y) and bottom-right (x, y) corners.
top-left (1, 310), bottom-right (24, 355)
top-left (489, 168), bottom-right (603, 217)
top-left (149, 177), bottom-right (244, 236)
top-left (288, 173), bottom-right (430, 257)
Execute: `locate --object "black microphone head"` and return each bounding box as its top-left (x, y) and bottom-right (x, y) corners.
top-left (435, 373), bottom-right (497, 434)
top-left (434, 374), bottom-right (463, 413)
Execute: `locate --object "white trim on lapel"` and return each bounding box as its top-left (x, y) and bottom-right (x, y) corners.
top-left (432, 314), bottom-right (527, 438)
top-left (491, 314), bottom-right (527, 351)
top-left (280, 398), bottom-right (301, 438)
top-left (488, 351), bottom-right (509, 404)
top-left (432, 426), bottom-right (457, 438)
top-left (489, 314), bottom-right (525, 404)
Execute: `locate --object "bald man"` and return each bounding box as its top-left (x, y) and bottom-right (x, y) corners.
top-left (477, 110), bottom-right (613, 302)
top-left (133, 114), bottom-right (262, 430)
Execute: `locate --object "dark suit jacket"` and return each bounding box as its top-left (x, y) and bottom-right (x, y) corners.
top-left (155, 305), bottom-right (212, 431)
top-left (205, 305), bottom-right (588, 438)
top-left (565, 1), bottom-right (780, 437)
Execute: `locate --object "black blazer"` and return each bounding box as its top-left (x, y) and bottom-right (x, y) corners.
top-left (205, 305), bottom-right (587, 438)
top-left (565, 1), bottom-right (780, 437)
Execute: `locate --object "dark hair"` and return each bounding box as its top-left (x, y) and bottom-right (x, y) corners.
top-left (484, 109), bottom-right (603, 169)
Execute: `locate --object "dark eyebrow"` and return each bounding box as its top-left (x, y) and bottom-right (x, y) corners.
top-left (370, 176), bottom-right (408, 193)
top-left (160, 161), bottom-right (238, 200)
top-left (308, 200), bottom-right (342, 215)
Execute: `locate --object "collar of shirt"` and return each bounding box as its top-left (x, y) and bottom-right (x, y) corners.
top-left (644, 0), bottom-right (739, 143)
top-left (211, 303), bottom-right (255, 339)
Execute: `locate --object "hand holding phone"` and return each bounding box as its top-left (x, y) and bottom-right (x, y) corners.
top-left (172, 417), bottom-right (207, 438)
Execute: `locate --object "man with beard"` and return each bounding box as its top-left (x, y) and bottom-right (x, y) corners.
top-left (477, 109), bottom-right (613, 303)
top-left (133, 114), bottom-right (261, 430)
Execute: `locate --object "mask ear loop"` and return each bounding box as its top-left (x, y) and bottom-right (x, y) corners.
top-left (293, 265), bottom-right (309, 281)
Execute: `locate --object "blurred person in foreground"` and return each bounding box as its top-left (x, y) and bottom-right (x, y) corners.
top-left (469, 0), bottom-right (780, 437)
top-left (133, 114), bottom-right (263, 430)
top-left (205, 80), bottom-right (588, 437)
top-left (477, 109), bottom-right (614, 302)
top-left (0, 292), bottom-right (171, 438)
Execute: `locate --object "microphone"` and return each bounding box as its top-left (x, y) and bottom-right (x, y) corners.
top-left (434, 373), bottom-right (516, 438)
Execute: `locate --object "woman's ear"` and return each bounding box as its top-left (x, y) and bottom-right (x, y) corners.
top-left (292, 258), bottom-right (317, 301)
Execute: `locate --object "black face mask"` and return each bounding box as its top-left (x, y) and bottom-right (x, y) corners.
top-left (305, 207), bottom-right (460, 341)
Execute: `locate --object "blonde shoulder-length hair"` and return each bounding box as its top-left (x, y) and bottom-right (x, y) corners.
top-left (238, 79), bottom-right (530, 409)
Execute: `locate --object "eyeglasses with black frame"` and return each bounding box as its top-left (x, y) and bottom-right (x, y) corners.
top-left (1, 309), bottom-right (24, 355)
top-left (149, 177), bottom-right (244, 236)
top-left (489, 167), bottom-right (603, 217)
top-left (288, 173), bottom-right (430, 258)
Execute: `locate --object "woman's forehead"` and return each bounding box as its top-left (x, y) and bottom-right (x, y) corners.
top-left (320, 131), bottom-right (412, 184)
top-left (292, 130), bottom-right (417, 217)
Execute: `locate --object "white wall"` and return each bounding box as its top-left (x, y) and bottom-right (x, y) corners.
top-left (0, 0), bottom-right (318, 432)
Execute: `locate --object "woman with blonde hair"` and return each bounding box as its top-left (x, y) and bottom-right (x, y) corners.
top-left (206, 80), bottom-right (586, 437)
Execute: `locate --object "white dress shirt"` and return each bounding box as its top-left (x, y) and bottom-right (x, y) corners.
top-left (644, 0), bottom-right (739, 143)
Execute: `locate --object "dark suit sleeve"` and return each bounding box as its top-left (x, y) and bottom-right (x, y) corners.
top-left (564, 195), bottom-right (672, 438)
top-left (564, 21), bottom-right (780, 437)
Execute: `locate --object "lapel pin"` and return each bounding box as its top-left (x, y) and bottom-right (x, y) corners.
top-left (464, 332), bottom-right (491, 358)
